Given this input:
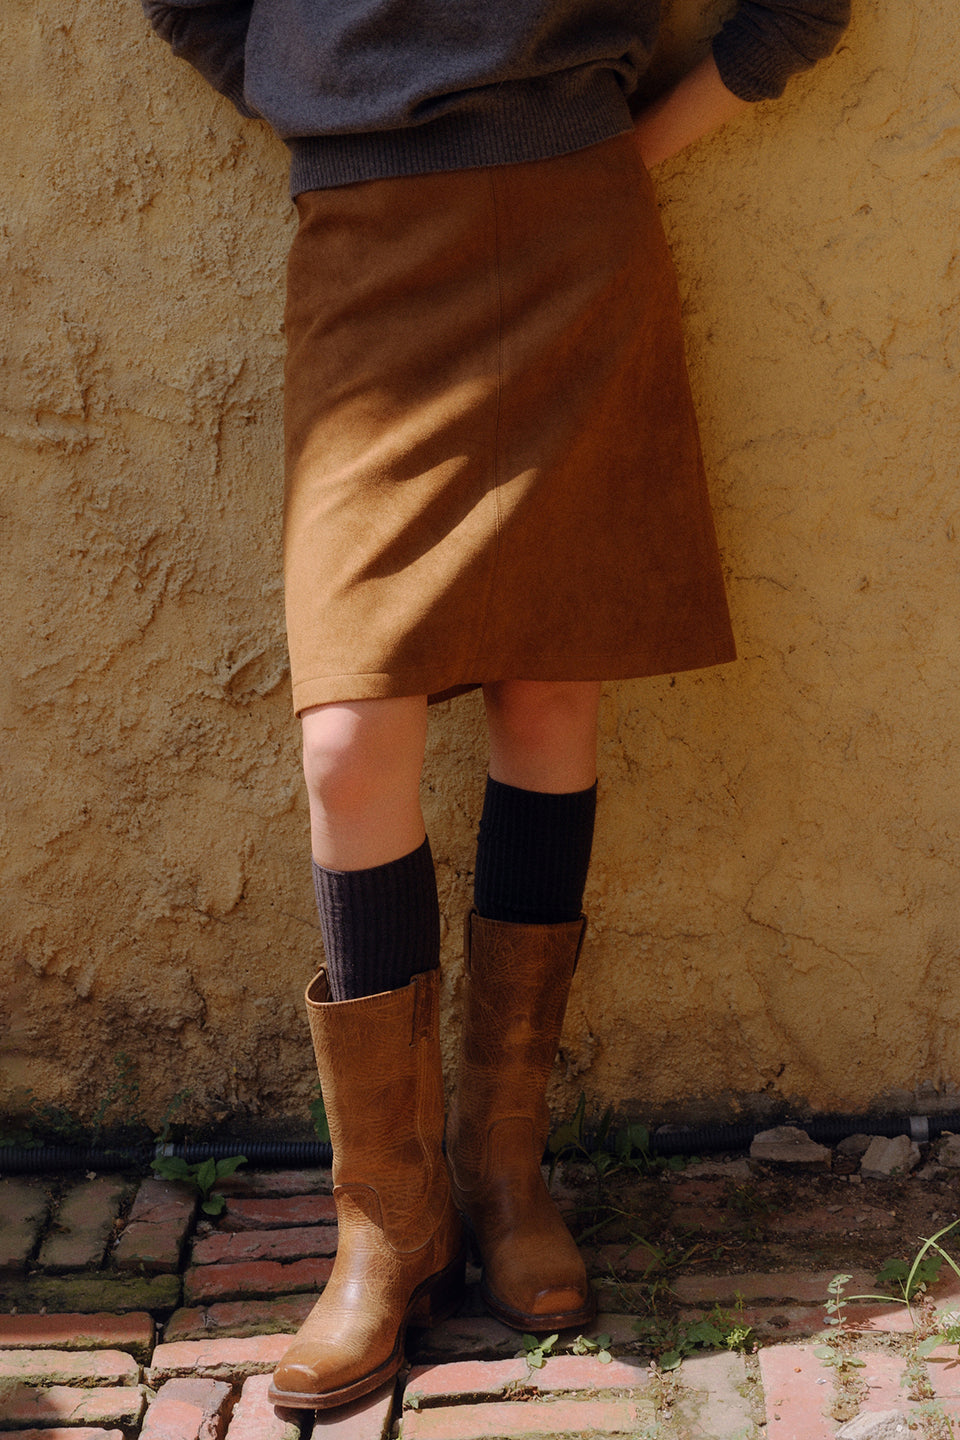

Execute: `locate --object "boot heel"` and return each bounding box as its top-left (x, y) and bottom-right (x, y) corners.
top-left (408, 1247), bottom-right (467, 1327)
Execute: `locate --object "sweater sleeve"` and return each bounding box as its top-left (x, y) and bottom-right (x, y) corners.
top-left (141, 0), bottom-right (258, 116)
top-left (711, 0), bottom-right (851, 102)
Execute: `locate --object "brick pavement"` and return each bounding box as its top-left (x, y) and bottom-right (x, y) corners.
top-left (0, 1163), bottom-right (958, 1438)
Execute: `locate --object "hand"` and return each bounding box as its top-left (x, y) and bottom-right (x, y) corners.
top-left (633, 53), bottom-right (751, 169)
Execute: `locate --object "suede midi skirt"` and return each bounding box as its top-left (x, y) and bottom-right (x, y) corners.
top-left (283, 132), bottom-right (735, 713)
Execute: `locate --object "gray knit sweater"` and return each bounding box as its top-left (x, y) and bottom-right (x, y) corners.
top-left (142, 0), bottom-right (850, 194)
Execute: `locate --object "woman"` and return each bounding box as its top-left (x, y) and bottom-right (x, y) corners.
top-left (142, 0), bottom-right (851, 1410)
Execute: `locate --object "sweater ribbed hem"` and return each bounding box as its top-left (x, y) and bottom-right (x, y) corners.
top-left (288, 70), bottom-right (633, 196)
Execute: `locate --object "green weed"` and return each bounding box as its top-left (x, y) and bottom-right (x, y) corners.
top-left (151, 1154), bottom-right (248, 1215)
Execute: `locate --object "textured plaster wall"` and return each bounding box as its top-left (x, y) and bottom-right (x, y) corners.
top-left (2, 0), bottom-right (959, 1132)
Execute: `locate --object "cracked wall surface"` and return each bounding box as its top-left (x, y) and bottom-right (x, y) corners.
top-left (2, 0), bottom-right (959, 1131)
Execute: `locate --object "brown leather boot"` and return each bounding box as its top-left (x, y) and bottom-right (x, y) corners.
top-left (269, 969), bottom-right (464, 1410)
top-left (446, 910), bottom-right (596, 1332)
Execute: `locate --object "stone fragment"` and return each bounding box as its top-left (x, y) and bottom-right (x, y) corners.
top-left (0, 1348), bottom-right (140, 1387)
top-left (936, 1131), bottom-right (960, 1167)
top-left (749, 1126), bottom-right (831, 1166)
top-left (0, 1311), bottom-right (154, 1359)
top-left (835, 1411), bottom-right (911, 1439)
top-left (37, 1178), bottom-right (130, 1272)
top-left (0, 1179), bottom-right (50, 1273)
top-left (140, 1378), bottom-right (233, 1440)
top-left (225, 1375), bottom-right (301, 1440)
top-left (859, 1135), bottom-right (920, 1178)
top-left (114, 1178), bottom-right (197, 1273)
top-left (836, 1133), bottom-right (874, 1157)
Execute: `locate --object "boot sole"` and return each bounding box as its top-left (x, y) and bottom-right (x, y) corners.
top-left (480, 1276), bottom-right (597, 1334)
top-left (266, 1244), bottom-right (466, 1411)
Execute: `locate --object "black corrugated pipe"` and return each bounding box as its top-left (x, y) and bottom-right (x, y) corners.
top-left (2, 1112), bottom-right (959, 1175)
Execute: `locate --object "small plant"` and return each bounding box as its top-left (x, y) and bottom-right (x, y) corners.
top-left (151, 1154), bottom-right (248, 1215)
top-left (517, 1332), bottom-right (559, 1370)
top-left (569, 1331), bottom-right (613, 1362)
top-left (635, 1302), bottom-right (755, 1370)
top-left (823, 1271), bottom-right (854, 1330)
top-left (547, 1093), bottom-right (687, 1200)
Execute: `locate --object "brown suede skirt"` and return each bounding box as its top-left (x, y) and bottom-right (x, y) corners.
top-left (283, 133), bottom-right (735, 712)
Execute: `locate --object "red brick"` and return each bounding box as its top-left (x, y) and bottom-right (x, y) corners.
top-left (0, 1385), bottom-right (146, 1429)
top-left (670, 1205), bottom-right (729, 1232)
top-left (856, 1350), bottom-right (912, 1410)
top-left (164, 1295), bottom-right (317, 1342)
top-left (401, 1398), bottom-right (655, 1439)
top-left (224, 1375), bottom-right (301, 1440)
top-left (0, 1179), bottom-right (50, 1273)
top-left (148, 1334), bottom-right (295, 1383)
top-left (164, 1294), bottom-right (317, 1342)
top-left (218, 1170), bottom-right (331, 1198)
top-left (0, 1310), bottom-right (155, 1359)
top-left (407, 1315), bottom-right (524, 1362)
top-left (128, 1178), bottom-right (199, 1227)
top-left (193, 1225), bottom-right (338, 1266)
top-left (673, 1269), bottom-right (875, 1306)
top-left (0, 1348), bottom-right (140, 1386)
top-left (678, 1304), bottom-right (826, 1340)
top-left (0, 1271), bottom-right (181, 1314)
top-left (115, 1179), bottom-right (198, 1273)
top-left (404, 1359), bottom-right (527, 1405)
top-left (308, 1380), bottom-right (395, 1440)
top-left (12, 1430), bottom-right (124, 1440)
top-left (674, 1352), bottom-right (756, 1439)
top-left (926, 1345), bottom-right (960, 1400)
top-left (184, 1257), bottom-right (333, 1304)
top-left (589, 1241), bottom-right (663, 1276)
top-left (36, 1179), bottom-right (131, 1273)
top-left (220, 1196), bottom-right (337, 1230)
top-left (758, 1344), bottom-right (836, 1439)
top-left (140, 1378), bottom-right (233, 1440)
top-left (665, 1179), bottom-right (728, 1202)
top-left (765, 1204), bottom-right (896, 1236)
top-left (405, 1354), bottom-right (651, 1406)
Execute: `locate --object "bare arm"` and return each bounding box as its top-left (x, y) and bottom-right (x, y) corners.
top-left (633, 53), bottom-right (752, 169)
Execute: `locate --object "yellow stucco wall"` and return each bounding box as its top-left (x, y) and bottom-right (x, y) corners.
top-left (3, 0), bottom-right (958, 1132)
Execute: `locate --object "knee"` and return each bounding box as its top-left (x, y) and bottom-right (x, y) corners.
top-left (301, 707), bottom-right (386, 818)
top-left (485, 680), bottom-right (600, 752)
top-left (301, 698), bottom-right (427, 819)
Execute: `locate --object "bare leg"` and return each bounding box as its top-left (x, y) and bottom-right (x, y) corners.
top-left (482, 679), bottom-right (600, 792)
top-left (301, 695), bottom-right (429, 870)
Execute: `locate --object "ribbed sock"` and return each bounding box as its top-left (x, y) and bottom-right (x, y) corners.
top-left (474, 776), bottom-right (597, 925)
top-left (311, 836), bottom-right (440, 1002)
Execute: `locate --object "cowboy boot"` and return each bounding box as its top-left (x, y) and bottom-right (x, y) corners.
top-left (446, 910), bottom-right (595, 1332)
top-left (269, 968), bottom-right (465, 1409)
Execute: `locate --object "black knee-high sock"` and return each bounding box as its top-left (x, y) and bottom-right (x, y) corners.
top-left (312, 836), bottom-right (440, 1002)
top-left (473, 776), bottom-right (597, 925)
